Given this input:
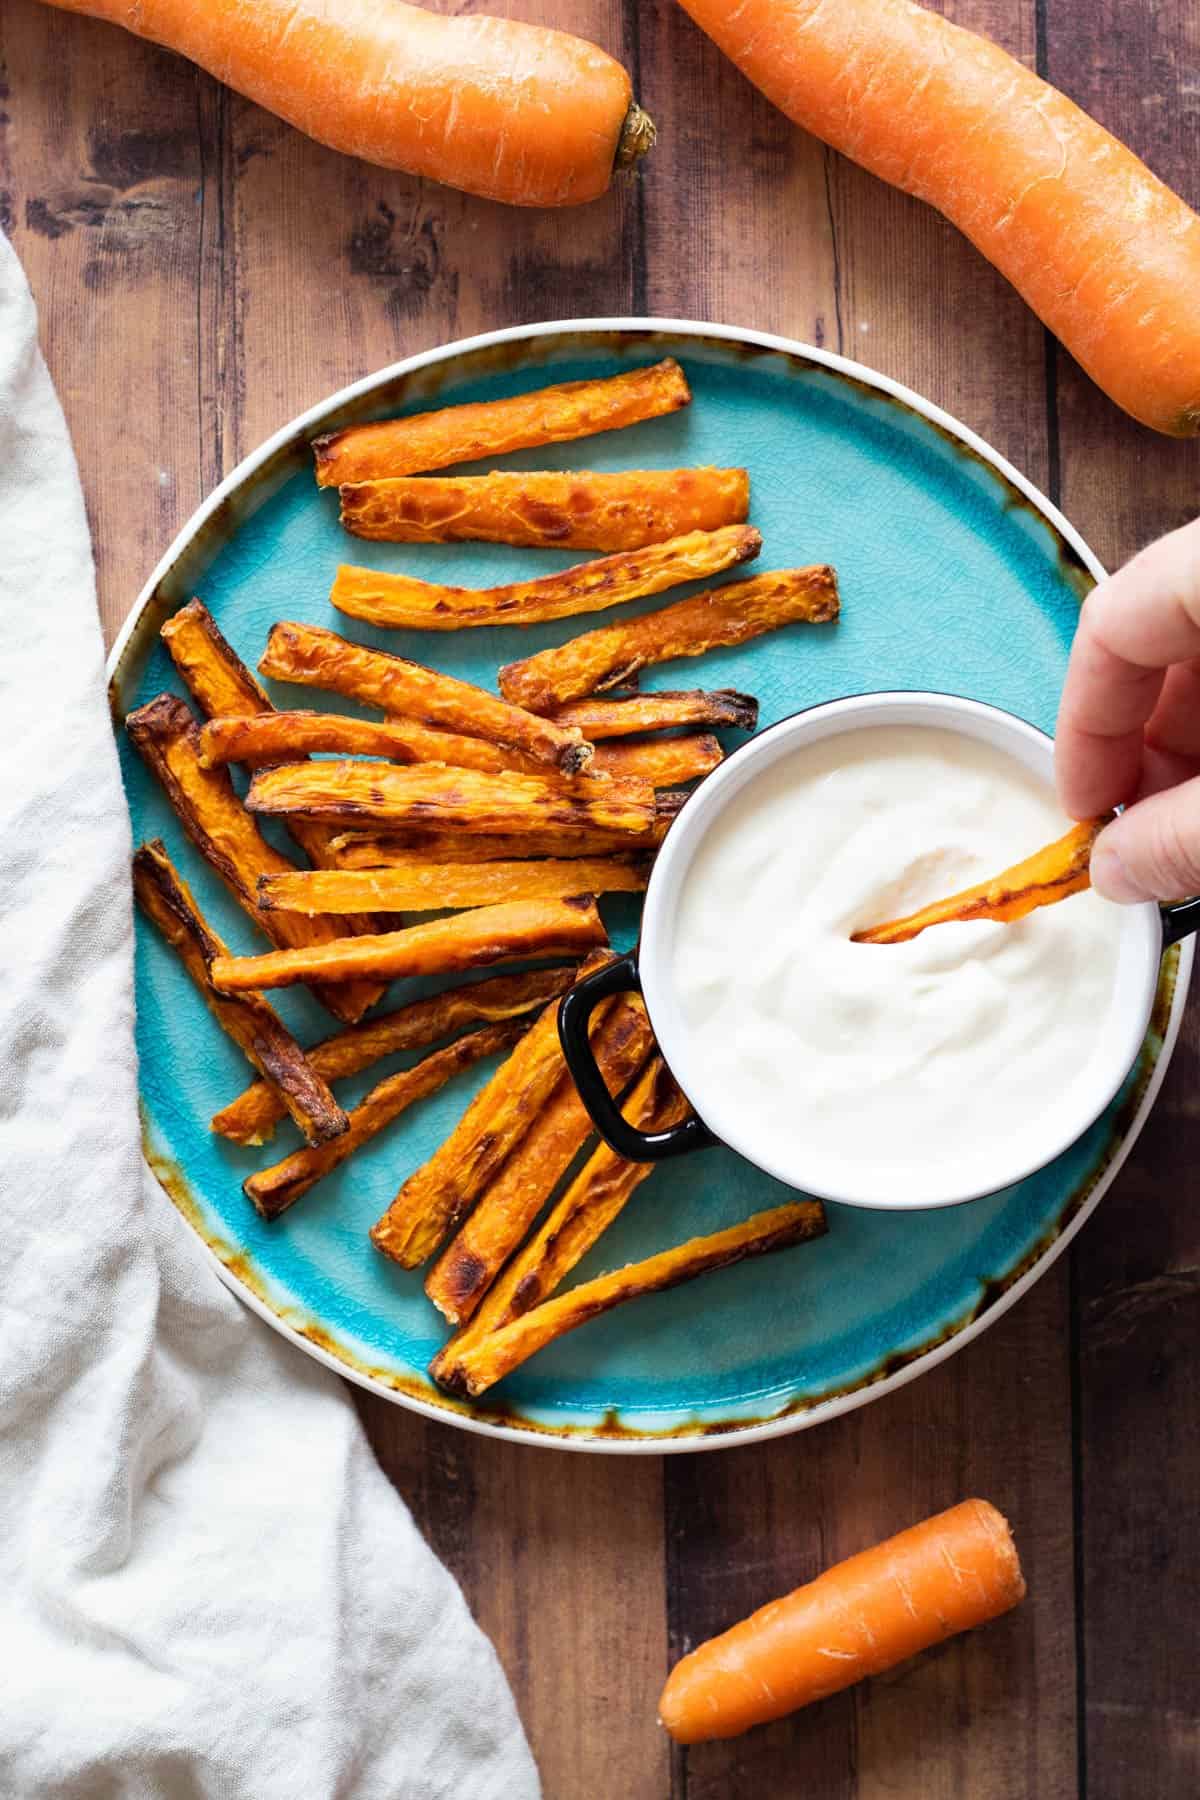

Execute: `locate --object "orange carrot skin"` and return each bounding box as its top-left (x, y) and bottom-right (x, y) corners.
top-left (676, 0), bottom-right (1200, 435)
top-left (658, 1499), bottom-right (1025, 1743)
top-left (47, 0), bottom-right (641, 208)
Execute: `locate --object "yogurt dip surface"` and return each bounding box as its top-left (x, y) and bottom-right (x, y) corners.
top-left (671, 724), bottom-right (1125, 1205)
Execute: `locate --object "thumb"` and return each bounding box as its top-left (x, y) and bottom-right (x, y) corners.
top-left (1091, 777), bottom-right (1200, 904)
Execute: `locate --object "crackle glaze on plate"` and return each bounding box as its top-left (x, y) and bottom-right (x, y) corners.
top-left (110, 320), bottom-right (1190, 1452)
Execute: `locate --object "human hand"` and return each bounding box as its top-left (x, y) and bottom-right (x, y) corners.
top-left (1056, 517), bottom-right (1200, 904)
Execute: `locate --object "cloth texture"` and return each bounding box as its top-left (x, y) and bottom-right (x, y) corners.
top-left (0, 232), bottom-right (539, 1800)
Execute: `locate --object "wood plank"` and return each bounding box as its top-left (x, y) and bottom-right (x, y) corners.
top-left (643, 5), bottom-right (1075, 1796)
top-left (0, 0), bottom-right (204, 640)
top-left (355, 1394), bottom-right (670, 1800)
top-left (1043, 3), bottom-right (1200, 1794)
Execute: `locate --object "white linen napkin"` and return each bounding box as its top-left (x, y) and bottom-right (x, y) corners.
top-left (0, 232), bottom-right (539, 1800)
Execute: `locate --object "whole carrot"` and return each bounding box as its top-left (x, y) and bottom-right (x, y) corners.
top-left (675, 0), bottom-right (1200, 435)
top-left (44, 0), bottom-right (653, 207)
top-left (658, 1499), bottom-right (1025, 1742)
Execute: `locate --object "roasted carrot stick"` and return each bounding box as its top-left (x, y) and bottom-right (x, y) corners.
top-left (243, 1020), bottom-right (527, 1221)
top-left (591, 733), bottom-right (722, 786)
top-left (161, 598), bottom-right (274, 723)
top-left (425, 996), bottom-right (655, 1326)
top-left (209, 897), bottom-right (606, 994)
top-left (499, 567), bottom-right (840, 712)
top-left (551, 689), bottom-right (759, 738)
top-left (211, 967), bottom-right (573, 1146)
top-left (256, 856), bottom-right (650, 915)
top-left (432, 1057), bottom-right (688, 1385)
top-left (245, 760), bottom-right (656, 836)
top-left (676, 0), bottom-right (1200, 435)
top-left (337, 468), bottom-right (750, 551)
top-left (259, 620), bottom-right (591, 773)
top-left (125, 694), bottom-right (373, 1024)
top-left (47, 0), bottom-right (653, 208)
top-left (658, 1498), bottom-right (1026, 1742)
top-left (313, 361), bottom-right (691, 487)
top-left (852, 816), bottom-right (1112, 945)
top-left (132, 841), bottom-right (349, 1149)
top-left (442, 1200), bottom-right (827, 1397)
top-left (162, 601), bottom-right (390, 1006)
top-left (330, 526), bottom-right (762, 631)
top-left (325, 794), bottom-right (684, 866)
top-left (371, 953), bottom-right (612, 1267)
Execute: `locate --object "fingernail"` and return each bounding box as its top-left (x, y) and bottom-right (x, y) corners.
top-left (1091, 846), bottom-right (1152, 905)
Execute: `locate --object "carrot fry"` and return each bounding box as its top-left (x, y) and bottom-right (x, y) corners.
top-left (552, 688), bottom-right (759, 738)
top-left (259, 620), bottom-right (592, 772)
top-left (851, 817), bottom-right (1112, 945)
top-left (442, 1200), bottom-right (827, 1398)
top-left (499, 567), bottom-right (840, 711)
top-left (162, 600), bottom-right (389, 1005)
top-left (125, 694), bottom-right (373, 1024)
top-left (132, 840), bottom-right (348, 1149)
top-left (256, 856), bottom-right (651, 915)
top-left (212, 967), bottom-right (574, 1146)
top-left (243, 1020), bottom-right (527, 1221)
top-left (337, 468), bottom-right (751, 552)
top-left (591, 733), bottom-right (722, 785)
top-left (330, 525), bottom-right (762, 631)
top-left (209, 896), bottom-right (606, 994)
top-left (325, 792), bottom-right (685, 866)
top-left (161, 597), bottom-right (274, 723)
top-left (44, 0), bottom-right (650, 211)
top-left (371, 953), bottom-right (612, 1267)
top-left (425, 996), bottom-right (655, 1326)
top-left (245, 759), bottom-right (656, 836)
top-left (677, 0), bottom-right (1200, 436)
top-left (313, 360), bottom-right (692, 487)
top-left (431, 1056), bottom-right (687, 1383)
top-left (658, 1498), bottom-right (1025, 1743)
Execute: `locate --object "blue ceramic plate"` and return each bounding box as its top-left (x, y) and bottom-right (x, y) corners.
top-left (110, 320), bottom-right (1190, 1452)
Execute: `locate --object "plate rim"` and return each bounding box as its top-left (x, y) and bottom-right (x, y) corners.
top-left (112, 315), bottom-right (1194, 1454)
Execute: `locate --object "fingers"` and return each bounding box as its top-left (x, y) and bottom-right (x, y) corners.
top-left (1091, 775), bottom-right (1200, 904)
top-left (1056, 516), bottom-right (1200, 819)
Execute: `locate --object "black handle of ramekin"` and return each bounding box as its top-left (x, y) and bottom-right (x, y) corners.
top-left (557, 951), bottom-right (715, 1161)
top-left (1161, 898), bottom-right (1200, 948)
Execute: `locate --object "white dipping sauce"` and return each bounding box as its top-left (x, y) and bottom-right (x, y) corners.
top-left (672, 725), bottom-right (1124, 1204)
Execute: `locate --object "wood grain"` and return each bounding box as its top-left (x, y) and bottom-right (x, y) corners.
top-left (4, 0), bottom-right (1198, 1790)
top-left (1042, 3), bottom-right (1200, 1796)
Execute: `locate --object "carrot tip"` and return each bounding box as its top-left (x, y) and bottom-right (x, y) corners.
top-left (615, 103), bottom-right (656, 171)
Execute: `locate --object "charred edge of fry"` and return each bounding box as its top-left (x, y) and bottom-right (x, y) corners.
top-left (243, 1018), bottom-right (528, 1221)
top-left (370, 949), bottom-right (614, 1267)
top-left (553, 688), bottom-right (760, 737)
top-left (439, 1202), bottom-right (828, 1398)
top-left (426, 997), bottom-right (653, 1326)
top-left (160, 597), bottom-right (273, 714)
top-left (131, 840), bottom-right (350, 1148)
top-left (209, 966), bottom-right (577, 1146)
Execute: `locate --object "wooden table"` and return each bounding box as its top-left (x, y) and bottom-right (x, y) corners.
top-left (4, 3), bottom-right (1198, 1793)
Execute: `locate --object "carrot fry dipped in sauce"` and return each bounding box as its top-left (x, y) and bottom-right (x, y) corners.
top-left (45, 0), bottom-right (653, 208)
top-left (675, 0), bottom-right (1200, 435)
top-left (853, 816), bottom-right (1113, 945)
top-left (659, 1499), bottom-right (1025, 1743)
